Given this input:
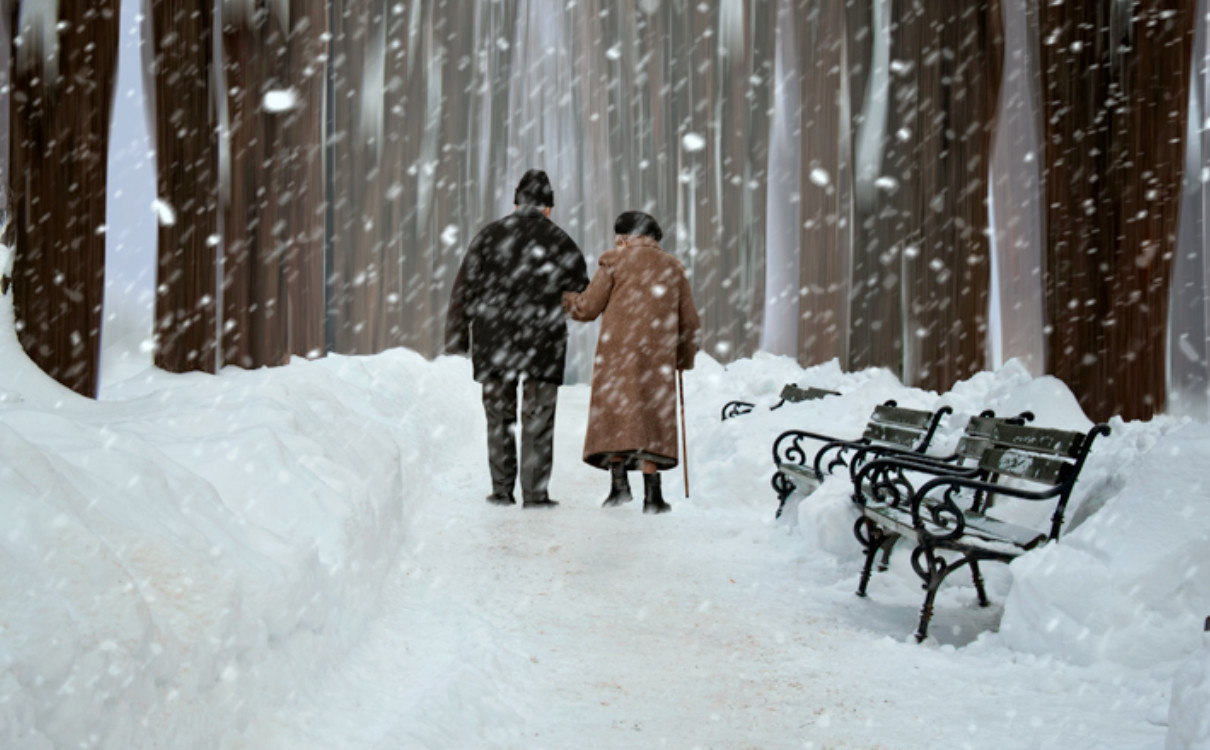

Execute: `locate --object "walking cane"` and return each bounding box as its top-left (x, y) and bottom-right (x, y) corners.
top-left (678, 370), bottom-right (689, 498)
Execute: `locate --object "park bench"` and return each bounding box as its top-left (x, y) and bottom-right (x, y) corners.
top-left (721, 383), bottom-right (840, 421)
top-left (771, 401), bottom-right (953, 520)
top-left (850, 420), bottom-right (1111, 642)
top-left (843, 410), bottom-right (1035, 573)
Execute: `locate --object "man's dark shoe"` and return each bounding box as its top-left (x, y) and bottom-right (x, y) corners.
top-left (642, 472), bottom-right (671, 514)
top-left (486, 492), bottom-right (516, 506)
top-left (522, 497), bottom-right (560, 509)
top-left (603, 462), bottom-right (633, 508)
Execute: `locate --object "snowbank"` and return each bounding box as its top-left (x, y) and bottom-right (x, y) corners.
top-left (1169, 632), bottom-right (1210, 750)
top-left (0, 279), bottom-right (483, 749)
top-left (998, 420), bottom-right (1209, 669)
top-left (696, 354), bottom-right (1205, 745)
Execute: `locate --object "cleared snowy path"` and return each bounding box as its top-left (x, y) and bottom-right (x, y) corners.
top-left (226, 386), bottom-right (1165, 750)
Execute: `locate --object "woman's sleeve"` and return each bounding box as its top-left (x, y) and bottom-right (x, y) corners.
top-left (562, 256), bottom-right (615, 322)
top-left (676, 269), bottom-right (701, 370)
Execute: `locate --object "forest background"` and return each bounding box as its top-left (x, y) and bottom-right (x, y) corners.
top-left (1, 0), bottom-right (1208, 425)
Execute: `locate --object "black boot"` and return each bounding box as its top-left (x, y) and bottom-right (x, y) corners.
top-left (643, 472), bottom-right (671, 514)
top-left (603, 462), bottom-right (633, 507)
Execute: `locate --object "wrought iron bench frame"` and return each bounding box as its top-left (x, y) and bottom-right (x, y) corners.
top-left (843, 410), bottom-right (1036, 573)
top-left (721, 383), bottom-right (840, 421)
top-left (851, 420), bottom-right (1111, 642)
top-left (771, 401), bottom-right (953, 519)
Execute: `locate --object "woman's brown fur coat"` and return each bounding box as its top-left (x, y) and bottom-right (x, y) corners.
top-left (563, 237), bottom-right (701, 470)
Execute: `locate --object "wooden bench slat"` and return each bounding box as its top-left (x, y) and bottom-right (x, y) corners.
top-left (862, 422), bottom-right (925, 448)
top-left (861, 505), bottom-right (916, 537)
top-left (955, 435), bottom-right (992, 460)
top-left (963, 514), bottom-right (1048, 550)
top-left (871, 404), bottom-right (936, 429)
top-left (862, 505), bottom-right (1047, 553)
top-left (780, 463), bottom-right (821, 493)
top-left (964, 415), bottom-right (1003, 438)
top-left (989, 422), bottom-right (1085, 457)
top-left (978, 447), bottom-right (1072, 485)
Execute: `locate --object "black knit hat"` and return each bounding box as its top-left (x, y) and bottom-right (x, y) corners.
top-left (514, 169), bottom-right (554, 207)
top-left (614, 210), bottom-right (663, 242)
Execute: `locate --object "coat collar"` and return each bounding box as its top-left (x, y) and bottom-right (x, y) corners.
top-left (623, 236), bottom-right (662, 252)
top-left (514, 206), bottom-right (549, 219)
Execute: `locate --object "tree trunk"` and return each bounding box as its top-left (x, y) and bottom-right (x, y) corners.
top-left (8, 0), bottom-right (120, 398)
top-left (329, 0), bottom-right (385, 355)
top-left (221, 2), bottom-right (264, 368)
top-left (796, 0), bottom-right (849, 365)
top-left (848, 0), bottom-right (905, 376)
top-left (149, 0), bottom-right (219, 374)
top-left (280, 0), bottom-right (327, 360)
top-left (904, 1), bottom-right (1003, 390)
top-left (1039, 0), bottom-right (1195, 421)
top-left (221, 0), bottom-right (325, 368)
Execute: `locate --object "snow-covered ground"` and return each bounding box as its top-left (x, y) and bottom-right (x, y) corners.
top-left (2, 264), bottom-right (1209, 748)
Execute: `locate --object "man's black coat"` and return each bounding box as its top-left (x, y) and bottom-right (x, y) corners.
top-left (444, 207), bottom-right (589, 384)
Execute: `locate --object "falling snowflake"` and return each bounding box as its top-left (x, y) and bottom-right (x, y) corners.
top-left (263, 89), bottom-right (298, 112)
top-left (152, 199), bottom-right (177, 227)
top-left (682, 133), bottom-right (706, 152)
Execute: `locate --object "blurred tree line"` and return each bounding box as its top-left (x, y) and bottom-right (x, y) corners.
top-left (1, 0), bottom-right (1200, 421)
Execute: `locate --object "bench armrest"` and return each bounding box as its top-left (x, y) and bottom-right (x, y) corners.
top-left (851, 454), bottom-right (983, 510)
top-left (847, 442), bottom-right (963, 485)
top-left (908, 474), bottom-right (1062, 545)
top-left (721, 400), bottom-right (756, 420)
top-left (772, 428), bottom-right (864, 470)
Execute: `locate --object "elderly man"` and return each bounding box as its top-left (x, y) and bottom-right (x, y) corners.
top-left (444, 169), bottom-right (589, 508)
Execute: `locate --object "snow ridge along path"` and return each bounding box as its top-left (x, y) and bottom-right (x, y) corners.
top-left (224, 371), bottom-right (1166, 750)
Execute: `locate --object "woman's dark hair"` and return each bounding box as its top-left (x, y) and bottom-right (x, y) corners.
top-left (613, 210), bottom-right (663, 242)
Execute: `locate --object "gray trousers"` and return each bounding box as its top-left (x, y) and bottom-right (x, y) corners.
top-left (481, 374), bottom-right (559, 502)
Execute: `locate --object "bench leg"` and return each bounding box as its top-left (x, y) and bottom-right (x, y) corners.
top-left (854, 518), bottom-right (897, 598)
top-left (916, 582), bottom-right (940, 643)
top-left (910, 545), bottom-right (955, 643)
top-left (969, 559), bottom-right (990, 608)
top-left (857, 546), bottom-right (880, 598)
top-left (912, 549), bottom-right (993, 642)
top-left (772, 471), bottom-right (794, 519)
top-left (878, 543), bottom-right (895, 572)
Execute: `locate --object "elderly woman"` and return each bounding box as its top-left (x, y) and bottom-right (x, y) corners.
top-left (562, 211), bottom-right (701, 513)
